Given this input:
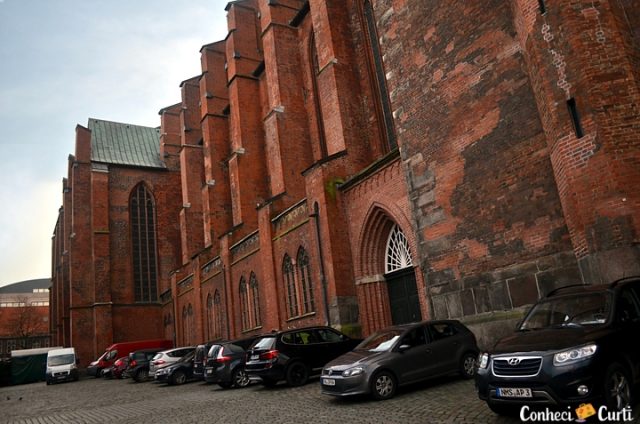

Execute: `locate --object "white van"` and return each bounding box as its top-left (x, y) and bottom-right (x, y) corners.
top-left (46, 347), bottom-right (79, 385)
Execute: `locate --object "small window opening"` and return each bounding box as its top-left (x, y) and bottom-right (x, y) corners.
top-left (538, 0), bottom-right (547, 14)
top-left (567, 98), bottom-right (584, 139)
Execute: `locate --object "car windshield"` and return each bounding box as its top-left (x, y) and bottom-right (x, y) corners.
top-left (520, 292), bottom-right (611, 330)
top-left (252, 337), bottom-right (276, 350)
top-left (356, 329), bottom-right (403, 352)
top-left (48, 354), bottom-right (75, 366)
top-left (195, 346), bottom-right (206, 361)
top-left (207, 345), bottom-right (222, 358)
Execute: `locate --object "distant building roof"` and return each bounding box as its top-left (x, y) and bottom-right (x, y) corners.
top-left (0, 279), bottom-right (51, 294)
top-left (88, 118), bottom-right (165, 169)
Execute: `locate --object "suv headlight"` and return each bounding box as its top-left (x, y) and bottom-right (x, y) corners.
top-left (342, 367), bottom-right (364, 377)
top-left (478, 353), bottom-right (489, 369)
top-left (553, 344), bottom-right (597, 366)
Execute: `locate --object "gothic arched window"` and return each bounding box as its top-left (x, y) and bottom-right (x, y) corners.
top-left (385, 224), bottom-right (413, 273)
top-left (250, 273), bottom-right (262, 327)
top-left (213, 290), bottom-right (223, 340)
top-left (130, 183), bottom-right (159, 302)
top-left (297, 248), bottom-right (315, 315)
top-left (239, 278), bottom-right (249, 331)
top-left (362, 0), bottom-right (397, 151)
top-left (283, 254), bottom-right (299, 318)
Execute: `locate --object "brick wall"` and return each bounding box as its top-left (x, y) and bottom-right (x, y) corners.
top-left (369, 0), bottom-right (582, 324)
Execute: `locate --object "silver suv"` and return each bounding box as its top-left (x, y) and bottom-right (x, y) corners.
top-left (149, 347), bottom-right (195, 377)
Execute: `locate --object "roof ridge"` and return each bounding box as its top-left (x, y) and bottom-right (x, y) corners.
top-left (88, 117), bottom-right (158, 130)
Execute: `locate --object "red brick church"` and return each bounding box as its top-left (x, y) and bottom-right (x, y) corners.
top-left (51, 0), bottom-right (640, 365)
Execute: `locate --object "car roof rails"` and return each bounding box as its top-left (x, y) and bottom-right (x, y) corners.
top-left (609, 276), bottom-right (640, 288)
top-left (545, 284), bottom-right (589, 297)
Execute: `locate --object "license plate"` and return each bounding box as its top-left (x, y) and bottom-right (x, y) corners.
top-left (206, 369), bottom-right (212, 374)
top-left (250, 355), bottom-right (259, 361)
top-left (322, 378), bottom-right (335, 386)
top-left (497, 387), bottom-right (532, 398)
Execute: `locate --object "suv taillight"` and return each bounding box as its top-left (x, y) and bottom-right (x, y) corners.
top-left (130, 360), bottom-right (137, 367)
top-left (153, 359), bottom-right (165, 365)
top-left (260, 350), bottom-right (279, 360)
top-left (215, 347), bottom-right (232, 363)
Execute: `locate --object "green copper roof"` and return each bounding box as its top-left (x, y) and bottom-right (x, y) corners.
top-left (88, 118), bottom-right (165, 169)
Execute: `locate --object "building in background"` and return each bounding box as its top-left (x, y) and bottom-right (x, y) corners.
top-left (50, 119), bottom-right (182, 365)
top-left (51, 0), bottom-right (640, 363)
top-left (0, 279), bottom-right (50, 357)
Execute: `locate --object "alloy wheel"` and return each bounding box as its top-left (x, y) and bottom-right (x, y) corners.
top-left (607, 369), bottom-right (631, 410)
top-left (234, 369), bottom-right (250, 388)
top-left (372, 372), bottom-right (396, 400)
top-left (174, 371), bottom-right (186, 385)
top-left (463, 355), bottom-right (476, 378)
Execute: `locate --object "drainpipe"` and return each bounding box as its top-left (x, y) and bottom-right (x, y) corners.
top-left (310, 202), bottom-right (331, 326)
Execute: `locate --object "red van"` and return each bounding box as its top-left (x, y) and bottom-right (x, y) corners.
top-left (86, 339), bottom-right (173, 377)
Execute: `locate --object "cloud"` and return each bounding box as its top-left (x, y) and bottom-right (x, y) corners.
top-left (0, 175), bottom-right (59, 286)
top-left (0, 0), bottom-right (230, 287)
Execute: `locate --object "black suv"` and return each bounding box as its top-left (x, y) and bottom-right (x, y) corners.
top-left (245, 326), bottom-right (361, 387)
top-left (476, 277), bottom-right (640, 415)
top-left (126, 348), bottom-right (165, 382)
top-left (204, 336), bottom-right (260, 388)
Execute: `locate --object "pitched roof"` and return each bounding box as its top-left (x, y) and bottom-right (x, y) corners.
top-left (88, 118), bottom-right (165, 169)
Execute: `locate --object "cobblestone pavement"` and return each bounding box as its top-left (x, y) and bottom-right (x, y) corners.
top-left (0, 375), bottom-right (637, 424)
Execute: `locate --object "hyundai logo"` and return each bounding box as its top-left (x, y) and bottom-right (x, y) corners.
top-left (508, 358), bottom-right (521, 366)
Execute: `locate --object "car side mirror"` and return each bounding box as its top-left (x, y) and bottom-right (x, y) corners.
top-left (398, 344), bottom-right (411, 352)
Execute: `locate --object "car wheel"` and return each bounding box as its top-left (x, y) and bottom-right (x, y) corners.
top-left (459, 352), bottom-right (477, 379)
top-left (261, 377), bottom-right (278, 388)
top-left (232, 368), bottom-right (250, 388)
top-left (171, 370), bottom-right (187, 385)
top-left (488, 403), bottom-right (519, 416)
top-left (604, 363), bottom-right (632, 411)
top-left (286, 362), bottom-right (309, 387)
top-left (135, 369), bottom-right (148, 383)
top-left (370, 370), bottom-right (396, 401)
top-left (94, 368), bottom-right (102, 378)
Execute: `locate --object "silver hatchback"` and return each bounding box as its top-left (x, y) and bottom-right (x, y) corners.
top-left (149, 347), bottom-right (195, 377)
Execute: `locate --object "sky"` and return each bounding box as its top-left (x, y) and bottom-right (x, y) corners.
top-left (0, 0), bottom-right (230, 288)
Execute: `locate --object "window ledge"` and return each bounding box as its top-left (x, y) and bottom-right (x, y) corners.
top-left (286, 311), bottom-right (317, 323)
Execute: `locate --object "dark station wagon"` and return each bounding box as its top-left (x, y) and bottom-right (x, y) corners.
top-left (245, 326), bottom-right (361, 387)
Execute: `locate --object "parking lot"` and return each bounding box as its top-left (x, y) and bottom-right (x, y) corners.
top-left (0, 374), bottom-right (525, 424)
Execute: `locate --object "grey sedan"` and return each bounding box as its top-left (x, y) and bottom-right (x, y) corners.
top-left (321, 320), bottom-right (478, 400)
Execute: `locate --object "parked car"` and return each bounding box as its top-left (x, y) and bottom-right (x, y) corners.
top-left (46, 347), bottom-right (79, 385)
top-left (111, 356), bottom-right (130, 379)
top-left (321, 320), bottom-right (478, 400)
top-left (149, 347), bottom-right (195, 377)
top-left (126, 348), bottom-right (167, 382)
top-left (476, 277), bottom-right (640, 415)
top-left (86, 339), bottom-right (172, 377)
top-left (245, 326), bottom-right (361, 387)
top-left (204, 336), bottom-right (261, 389)
top-left (155, 350), bottom-right (197, 385)
top-left (193, 341), bottom-right (222, 380)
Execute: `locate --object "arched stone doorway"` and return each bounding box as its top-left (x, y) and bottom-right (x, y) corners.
top-left (384, 224), bottom-right (421, 325)
top-left (356, 206), bottom-right (423, 333)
